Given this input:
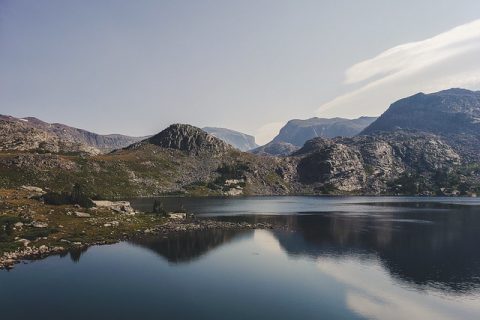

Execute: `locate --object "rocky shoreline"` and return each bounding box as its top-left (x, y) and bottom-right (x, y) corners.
top-left (0, 218), bottom-right (272, 270)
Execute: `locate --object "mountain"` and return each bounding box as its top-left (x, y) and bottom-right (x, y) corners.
top-left (252, 116), bottom-right (377, 156)
top-left (273, 116), bottom-right (377, 146)
top-left (133, 124), bottom-right (234, 155)
top-left (0, 124), bottom-right (299, 197)
top-left (293, 131), bottom-right (464, 194)
top-left (0, 115), bottom-right (146, 154)
top-left (361, 88), bottom-right (480, 160)
top-left (1, 89), bottom-right (480, 197)
top-left (250, 141), bottom-right (299, 156)
top-left (202, 127), bottom-right (258, 151)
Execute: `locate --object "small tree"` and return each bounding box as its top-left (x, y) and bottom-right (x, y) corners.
top-left (152, 199), bottom-right (167, 216)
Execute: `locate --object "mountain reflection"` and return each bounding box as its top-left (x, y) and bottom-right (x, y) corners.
top-left (270, 210), bottom-right (480, 294)
top-left (130, 228), bottom-right (252, 263)
top-left (129, 207), bottom-right (480, 295)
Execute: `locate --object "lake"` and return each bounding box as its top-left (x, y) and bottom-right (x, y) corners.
top-left (2, 196), bottom-right (480, 320)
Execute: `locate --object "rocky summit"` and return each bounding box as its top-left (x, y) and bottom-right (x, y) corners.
top-left (361, 88), bottom-right (480, 160)
top-left (141, 124), bottom-right (234, 155)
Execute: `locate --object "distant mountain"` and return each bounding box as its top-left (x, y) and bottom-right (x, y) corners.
top-left (202, 127), bottom-right (258, 151)
top-left (1, 89), bottom-right (480, 197)
top-left (251, 116), bottom-right (376, 156)
top-left (0, 115), bottom-right (146, 154)
top-left (361, 88), bottom-right (480, 160)
top-left (273, 116), bottom-right (377, 146)
top-left (250, 141), bottom-right (299, 156)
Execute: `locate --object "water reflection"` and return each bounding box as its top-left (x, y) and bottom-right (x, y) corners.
top-left (58, 246), bottom-right (90, 263)
top-left (130, 229), bottom-right (252, 263)
top-left (271, 210), bottom-right (480, 295)
top-left (4, 198), bottom-right (480, 320)
top-left (127, 208), bottom-right (480, 296)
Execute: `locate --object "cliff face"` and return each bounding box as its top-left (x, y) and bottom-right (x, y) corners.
top-left (294, 132), bottom-right (462, 194)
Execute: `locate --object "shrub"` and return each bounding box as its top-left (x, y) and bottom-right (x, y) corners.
top-left (42, 183), bottom-right (94, 208)
top-left (152, 199), bottom-right (168, 216)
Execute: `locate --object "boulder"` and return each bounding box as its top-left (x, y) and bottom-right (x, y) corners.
top-left (168, 212), bottom-right (187, 219)
top-left (75, 212), bottom-right (91, 218)
top-left (32, 221), bottom-right (48, 228)
top-left (21, 185), bottom-right (45, 194)
top-left (93, 200), bottom-right (136, 215)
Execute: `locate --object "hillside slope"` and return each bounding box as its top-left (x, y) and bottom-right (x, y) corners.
top-left (0, 115), bottom-right (145, 154)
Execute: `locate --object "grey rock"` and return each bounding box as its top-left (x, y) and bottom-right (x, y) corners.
top-left (361, 88), bottom-right (480, 161)
top-left (135, 124), bottom-right (233, 155)
top-left (0, 114), bottom-right (146, 154)
top-left (75, 212), bottom-right (91, 218)
top-left (32, 221), bottom-right (48, 228)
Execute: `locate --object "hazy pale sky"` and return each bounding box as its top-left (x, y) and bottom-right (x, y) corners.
top-left (1, 0), bottom-right (480, 144)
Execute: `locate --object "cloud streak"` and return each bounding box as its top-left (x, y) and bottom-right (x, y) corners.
top-left (318, 19), bottom-right (480, 118)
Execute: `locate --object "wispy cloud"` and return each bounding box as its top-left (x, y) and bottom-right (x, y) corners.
top-left (318, 19), bottom-right (480, 117)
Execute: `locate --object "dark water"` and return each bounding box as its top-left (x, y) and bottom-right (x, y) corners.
top-left (2, 197), bottom-right (480, 320)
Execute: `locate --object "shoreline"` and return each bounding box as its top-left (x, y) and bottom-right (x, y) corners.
top-left (0, 189), bottom-right (273, 271)
top-left (1, 219), bottom-right (273, 270)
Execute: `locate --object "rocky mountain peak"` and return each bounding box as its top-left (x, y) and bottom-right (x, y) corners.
top-left (147, 124), bottom-right (233, 154)
top-left (360, 88), bottom-right (480, 161)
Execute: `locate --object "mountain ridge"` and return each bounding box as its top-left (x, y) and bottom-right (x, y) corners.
top-left (0, 114), bottom-right (146, 154)
top-left (251, 116), bottom-right (377, 156)
top-left (361, 88), bottom-right (480, 160)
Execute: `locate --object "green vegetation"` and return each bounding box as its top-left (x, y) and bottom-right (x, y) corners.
top-left (0, 188), bottom-right (171, 258)
top-left (42, 183), bottom-right (94, 208)
top-left (152, 199), bottom-right (167, 216)
top-left (22, 227), bottom-right (59, 241)
top-left (216, 163), bottom-right (249, 180)
top-left (388, 173), bottom-right (428, 195)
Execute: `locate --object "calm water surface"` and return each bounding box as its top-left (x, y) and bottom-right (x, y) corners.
top-left (2, 196), bottom-right (480, 320)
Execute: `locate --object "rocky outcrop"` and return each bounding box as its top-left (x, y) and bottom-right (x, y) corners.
top-left (361, 88), bottom-right (480, 161)
top-left (294, 132), bottom-right (461, 194)
top-left (0, 115), bottom-right (145, 154)
top-left (0, 118), bottom-right (100, 154)
top-left (203, 127), bottom-right (258, 151)
top-left (141, 124), bottom-right (234, 155)
top-left (297, 143), bottom-right (366, 191)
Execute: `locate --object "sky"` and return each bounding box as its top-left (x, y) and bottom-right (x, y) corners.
top-left (1, 0), bottom-right (480, 144)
